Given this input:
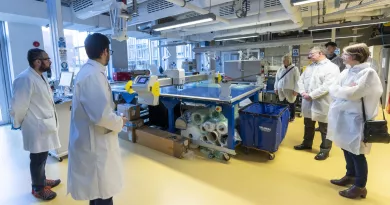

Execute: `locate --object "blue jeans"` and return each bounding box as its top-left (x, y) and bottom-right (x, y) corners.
top-left (343, 149), bottom-right (368, 187)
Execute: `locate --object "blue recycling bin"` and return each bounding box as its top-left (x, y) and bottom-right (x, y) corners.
top-left (239, 102), bottom-right (290, 159)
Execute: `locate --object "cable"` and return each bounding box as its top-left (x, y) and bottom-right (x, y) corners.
top-left (181, 0), bottom-right (186, 7)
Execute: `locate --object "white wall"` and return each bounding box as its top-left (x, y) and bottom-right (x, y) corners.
top-left (6, 22), bottom-right (44, 80)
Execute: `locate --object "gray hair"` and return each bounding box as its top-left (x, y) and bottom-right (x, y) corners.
top-left (282, 54), bottom-right (292, 64)
top-left (310, 45), bottom-right (328, 55)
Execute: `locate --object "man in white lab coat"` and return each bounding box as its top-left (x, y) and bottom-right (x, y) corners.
top-left (67, 33), bottom-right (126, 205)
top-left (314, 42), bottom-right (346, 132)
top-left (294, 46), bottom-right (340, 160)
top-left (10, 48), bottom-right (61, 200)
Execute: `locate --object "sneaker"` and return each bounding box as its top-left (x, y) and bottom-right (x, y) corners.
top-left (32, 186), bottom-right (57, 200)
top-left (45, 179), bottom-right (61, 188)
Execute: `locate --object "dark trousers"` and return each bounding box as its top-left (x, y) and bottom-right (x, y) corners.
top-left (281, 99), bottom-right (296, 119)
top-left (30, 152), bottom-right (49, 192)
top-left (302, 118), bottom-right (332, 152)
top-left (90, 198), bottom-right (113, 205)
top-left (343, 149), bottom-right (368, 187)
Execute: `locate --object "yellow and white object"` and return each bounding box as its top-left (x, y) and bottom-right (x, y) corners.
top-left (132, 75), bottom-right (160, 105)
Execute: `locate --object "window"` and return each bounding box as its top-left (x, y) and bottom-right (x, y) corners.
top-left (150, 40), bottom-right (160, 67)
top-left (127, 38), bottom-right (160, 70)
top-left (41, 27), bottom-right (91, 79)
top-left (176, 44), bottom-right (193, 69)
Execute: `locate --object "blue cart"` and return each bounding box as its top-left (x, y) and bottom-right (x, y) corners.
top-left (239, 102), bottom-right (290, 160)
top-left (159, 83), bottom-right (261, 156)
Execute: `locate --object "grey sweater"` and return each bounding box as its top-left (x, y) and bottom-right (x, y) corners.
top-left (327, 54), bottom-right (346, 72)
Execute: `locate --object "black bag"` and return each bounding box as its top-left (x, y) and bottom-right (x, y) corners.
top-left (361, 98), bottom-right (390, 143)
top-left (278, 66), bottom-right (295, 81)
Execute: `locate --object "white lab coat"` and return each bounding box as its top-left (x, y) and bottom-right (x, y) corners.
top-left (327, 63), bottom-right (383, 155)
top-left (274, 64), bottom-right (300, 103)
top-left (298, 59), bottom-right (340, 123)
top-left (67, 60), bottom-right (124, 200)
top-left (10, 68), bottom-right (60, 153)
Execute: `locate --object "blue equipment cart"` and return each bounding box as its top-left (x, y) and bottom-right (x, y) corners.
top-left (159, 83), bottom-right (261, 155)
top-left (239, 102), bottom-right (290, 160)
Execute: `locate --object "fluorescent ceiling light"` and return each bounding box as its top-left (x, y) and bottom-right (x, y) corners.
top-left (152, 13), bottom-right (216, 32)
top-left (308, 17), bottom-right (390, 31)
top-left (313, 34), bottom-right (363, 41)
top-left (291, 0), bottom-right (323, 6)
top-left (214, 34), bottom-right (259, 41)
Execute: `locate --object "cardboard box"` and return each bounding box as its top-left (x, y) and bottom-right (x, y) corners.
top-left (119, 119), bottom-right (144, 142)
top-left (135, 126), bottom-right (189, 159)
top-left (117, 103), bottom-right (140, 121)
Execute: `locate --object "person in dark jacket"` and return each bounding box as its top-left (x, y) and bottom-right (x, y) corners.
top-left (325, 42), bottom-right (346, 72)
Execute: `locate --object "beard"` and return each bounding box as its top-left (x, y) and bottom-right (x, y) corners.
top-left (39, 65), bottom-right (51, 73)
top-left (104, 56), bottom-right (110, 66)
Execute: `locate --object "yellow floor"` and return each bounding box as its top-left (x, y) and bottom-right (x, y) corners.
top-left (1, 117), bottom-right (390, 205)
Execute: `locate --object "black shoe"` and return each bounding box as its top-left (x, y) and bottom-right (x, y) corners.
top-left (315, 152), bottom-right (329, 160)
top-left (315, 127), bottom-right (320, 132)
top-left (294, 144), bottom-right (312, 150)
top-left (339, 185), bottom-right (367, 199)
top-left (331, 176), bottom-right (355, 187)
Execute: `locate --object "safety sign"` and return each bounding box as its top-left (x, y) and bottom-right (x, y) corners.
top-left (292, 49), bottom-right (299, 57)
top-left (61, 62), bottom-right (68, 69)
top-left (58, 37), bottom-right (66, 48)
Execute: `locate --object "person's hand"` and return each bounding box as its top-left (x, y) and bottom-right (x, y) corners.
top-left (122, 117), bottom-right (128, 127)
top-left (293, 91), bottom-right (298, 96)
top-left (304, 95), bottom-right (312, 101)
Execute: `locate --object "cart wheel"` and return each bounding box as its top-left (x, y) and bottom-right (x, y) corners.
top-left (244, 147), bottom-right (249, 155)
top-left (223, 153), bottom-right (230, 161)
top-left (58, 157), bottom-right (63, 162)
top-left (208, 154), bottom-right (214, 159)
top-left (268, 154), bottom-right (275, 160)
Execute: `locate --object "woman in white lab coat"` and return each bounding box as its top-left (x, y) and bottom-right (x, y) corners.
top-left (327, 43), bottom-right (383, 199)
top-left (67, 33), bottom-right (126, 205)
top-left (274, 54), bottom-right (300, 121)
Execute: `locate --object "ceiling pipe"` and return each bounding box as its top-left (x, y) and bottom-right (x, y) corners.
top-left (193, 37), bottom-right (313, 52)
top-left (279, 0), bottom-right (303, 24)
top-left (173, 10), bottom-right (290, 36)
top-left (326, 0), bottom-right (389, 16)
top-left (164, 0), bottom-right (230, 24)
top-left (213, 22), bottom-right (304, 39)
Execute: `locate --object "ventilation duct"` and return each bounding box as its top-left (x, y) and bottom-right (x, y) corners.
top-left (71, 0), bottom-right (112, 20)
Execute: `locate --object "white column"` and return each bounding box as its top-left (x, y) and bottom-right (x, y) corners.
top-left (47, 0), bottom-right (68, 80)
top-left (331, 28), bottom-right (336, 42)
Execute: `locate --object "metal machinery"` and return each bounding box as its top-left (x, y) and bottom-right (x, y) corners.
top-left (119, 68), bottom-right (263, 155)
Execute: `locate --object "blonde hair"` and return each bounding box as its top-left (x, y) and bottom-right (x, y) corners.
top-left (343, 43), bottom-right (370, 63)
top-left (282, 54), bottom-right (292, 64)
